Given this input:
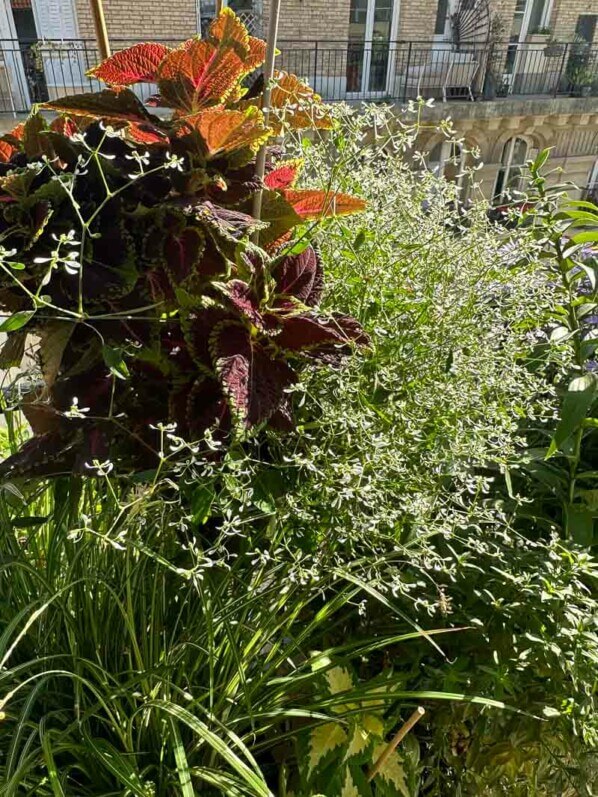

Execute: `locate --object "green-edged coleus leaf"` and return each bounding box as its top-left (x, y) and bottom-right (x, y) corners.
top-left (210, 319), bottom-right (296, 427)
top-left (370, 744), bottom-right (410, 797)
top-left (306, 721), bottom-right (349, 781)
top-left (341, 764), bottom-right (373, 797)
top-left (183, 306), bottom-right (234, 370)
top-left (272, 244), bottom-right (323, 306)
top-left (163, 226), bottom-right (206, 287)
top-left (210, 279), bottom-right (265, 330)
top-left (275, 313), bottom-right (370, 363)
top-left (258, 189), bottom-right (303, 247)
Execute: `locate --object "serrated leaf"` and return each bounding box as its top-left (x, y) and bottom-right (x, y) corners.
top-left (0, 140), bottom-right (16, 162)
top-left (208, 8), bottom-right (266, 72)
top-left (22, 112), bottom-right (49, 158)
top-left (88, 42), bottom-right (171, 86)
top-left (264, 159), bottom-right (303, 190)
top-left (164, 226), bottom-right (206, 286)
top-left (210, 320), bottom-right (296, 426)
top-left (127, 121), bottom-right (169, 146)
top-left (182, 106), bottom-right (269, 157)
top-left (283, 189), bottom-right (366, 220)
top-left (371, 745), bottom-right (409, 797)
top-left (273, 245), bottom-right (323, 306)
top-left (0, 309), bottom-right (36, 332)
top-left (157, 39), bottom-right (245, 112)
top-left (308, 722), bottom-right (347, 777)
top-left (44, 88), bottom-right (151, 123)
top-left (325, 666), bottom-right (354, 696)
top-left (276, 313), bottom-right (369, 361)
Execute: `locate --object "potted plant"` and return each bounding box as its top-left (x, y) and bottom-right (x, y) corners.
top-left (527, 25), bottom-right (552, 43)
top-left (570, 66), bottom-right (595, 96)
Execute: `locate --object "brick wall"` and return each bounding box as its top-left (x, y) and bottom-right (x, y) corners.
top-left (73, 0), bottom-right (196, 41)
top-left (550, 0), bottom-right (598, 43)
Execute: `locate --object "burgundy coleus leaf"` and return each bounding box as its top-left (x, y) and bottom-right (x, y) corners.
top-left (210, 320), bottom-right (296, 427)
top-left (186, 374), bottom-right (231, 440)
top-left (163, 226), bottom-right (205, 286)
top-left (0, 430), bottom-right (81, 479)
top-left (88, 43), bottom-right (172, 86)
top-left (272, 245), bottom-right (323, 307)
top-left (194, 201), bottom-right (267, 242)
top-left (183, 306), bottom-right (234, 370)
top-left (275, 312), bottom-right (370, 363)
top-left (44, 88), bottom-right (152, 123)
top-left (211, 279), bottom-right (265, 329)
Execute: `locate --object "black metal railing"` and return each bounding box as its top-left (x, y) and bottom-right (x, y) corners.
top-left (0, 37), bottom-right (595, 115)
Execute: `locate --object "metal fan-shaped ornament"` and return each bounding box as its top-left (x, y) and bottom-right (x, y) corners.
top-left (451, 0), bottom-right (491, 49)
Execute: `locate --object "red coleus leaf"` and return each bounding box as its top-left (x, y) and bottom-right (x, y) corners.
top-left (50, 115), bottom-right (79, 137)
top-left (44, 88), bottom-right (151, 123)
top-left (127, 121), bottom-right (169, 146)
top-left (179, 106), bottom-right (269, 157)
top-left (163, 226), bottom-right (205, 286)
top-left (210, 320), bottom-right (296, 426)
top-left (275, 313), bottom-right (369, 362)
top-left (88, 43), bottom-right (172, 86)
top-left (264, 159), bottom-right (303, 190)
top-left (272, 245), bottom-right (323, 306)
top-left (283, 189), bottom-right (367, 220)
top-left (0, 140), bottom-right (16, 163)
top-left (208, 8), bottom-right (266, 71)
top-left (157, 39), bottom-right (245, 113)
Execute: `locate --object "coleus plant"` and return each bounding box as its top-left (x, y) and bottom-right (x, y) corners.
top-left (0, 9), bottom-right (368, 477)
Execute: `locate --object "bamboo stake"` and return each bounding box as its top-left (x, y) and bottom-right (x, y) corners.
top-left (89, 0), bottom-right (111, 60)
top-left (251, 0), bottom-right (282, 242)
top-left (367, 706), bottom-right (426, 783)
top-left (215, 0), bottom-right (224, 14)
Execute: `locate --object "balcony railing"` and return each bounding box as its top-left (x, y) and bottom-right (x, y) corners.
top-left (0, 37), bottom-right (595, 115)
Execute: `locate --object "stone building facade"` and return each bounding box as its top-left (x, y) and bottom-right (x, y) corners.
top-left (0, 0), bottom-right (595, 201)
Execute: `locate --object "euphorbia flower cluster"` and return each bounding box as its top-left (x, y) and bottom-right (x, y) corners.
top-left (0, 9), bottom-right (367, 477)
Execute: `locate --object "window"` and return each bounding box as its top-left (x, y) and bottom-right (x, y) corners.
top-left (576, 15), bottom-right (597, 44)
top-left (434, 0), bottom-right (450, 36)
top-left (429, 140), bottom-right (462, 181)
top-left (528, 0), bottom-right (548, 33)
top-left (494, 137), bottom-right (529, 200)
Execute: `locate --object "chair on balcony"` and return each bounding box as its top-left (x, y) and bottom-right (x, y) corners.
top-left (401, 51), bottom-right (478, 102)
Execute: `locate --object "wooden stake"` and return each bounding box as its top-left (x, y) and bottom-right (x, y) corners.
top-left (215, 0), bottom-right (224, 14)
top-left (367, 706), bottom-right (426, 783)
top-left (251, 0), bottom-right (282, 242)
top-left (89, 0), bottom-right (111, 60)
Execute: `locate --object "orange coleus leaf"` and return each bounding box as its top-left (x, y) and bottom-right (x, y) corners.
top-left (88, 42), bottom-right (171, 86)
top-left (268, 72), bottom-right (334, 132)
top-left (44, 88), bottom-right (151, 123)
top-left (283, 189), bottom-right (366, 219)
top-left (127, 121), bottom-right (169, 146)
top-left (7, 122), bottom-right (25, 141)
top-left (264, 159), bottom-right (303, 190)
top-left (208, 8), bottom-right (266, 73)
top-left (0, 140), bottom-right (16, 162)
top-left (180, 106), bottom-right (269, 157)
top-left (157, 39), bottom-right (245, 113)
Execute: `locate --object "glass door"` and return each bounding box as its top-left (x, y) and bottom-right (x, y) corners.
top-left (347, 0), bottom-right (396, 97)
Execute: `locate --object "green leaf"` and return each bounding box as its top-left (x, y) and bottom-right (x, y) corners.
top-left (530, 147), bottom-right (550, 174)
top-left (571, 230), bottom-right (598, 246)
top-left (565, 505), bottom-right (594, 546)
top-left (12, 516), bottom-right (48, 528)
top-left (308, 722), bottom-right (348, 778)
top-left (40, 730), bottom-right (66, 797)
top-left (0, 310), bottom-right (36, 332)
top-left (191, 485), bottom-right (214, 525)
top-left (102, 344), bottom-right (130, 380)
top-left (169, 718), bottom-right (195, 797)
top-left (547, 374), bottom-right (597, 458)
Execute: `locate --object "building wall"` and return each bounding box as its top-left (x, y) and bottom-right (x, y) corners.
top-left (73, 0), bottom-right (196, 41)
top-left (550, 0), bottom-right (598, 43)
